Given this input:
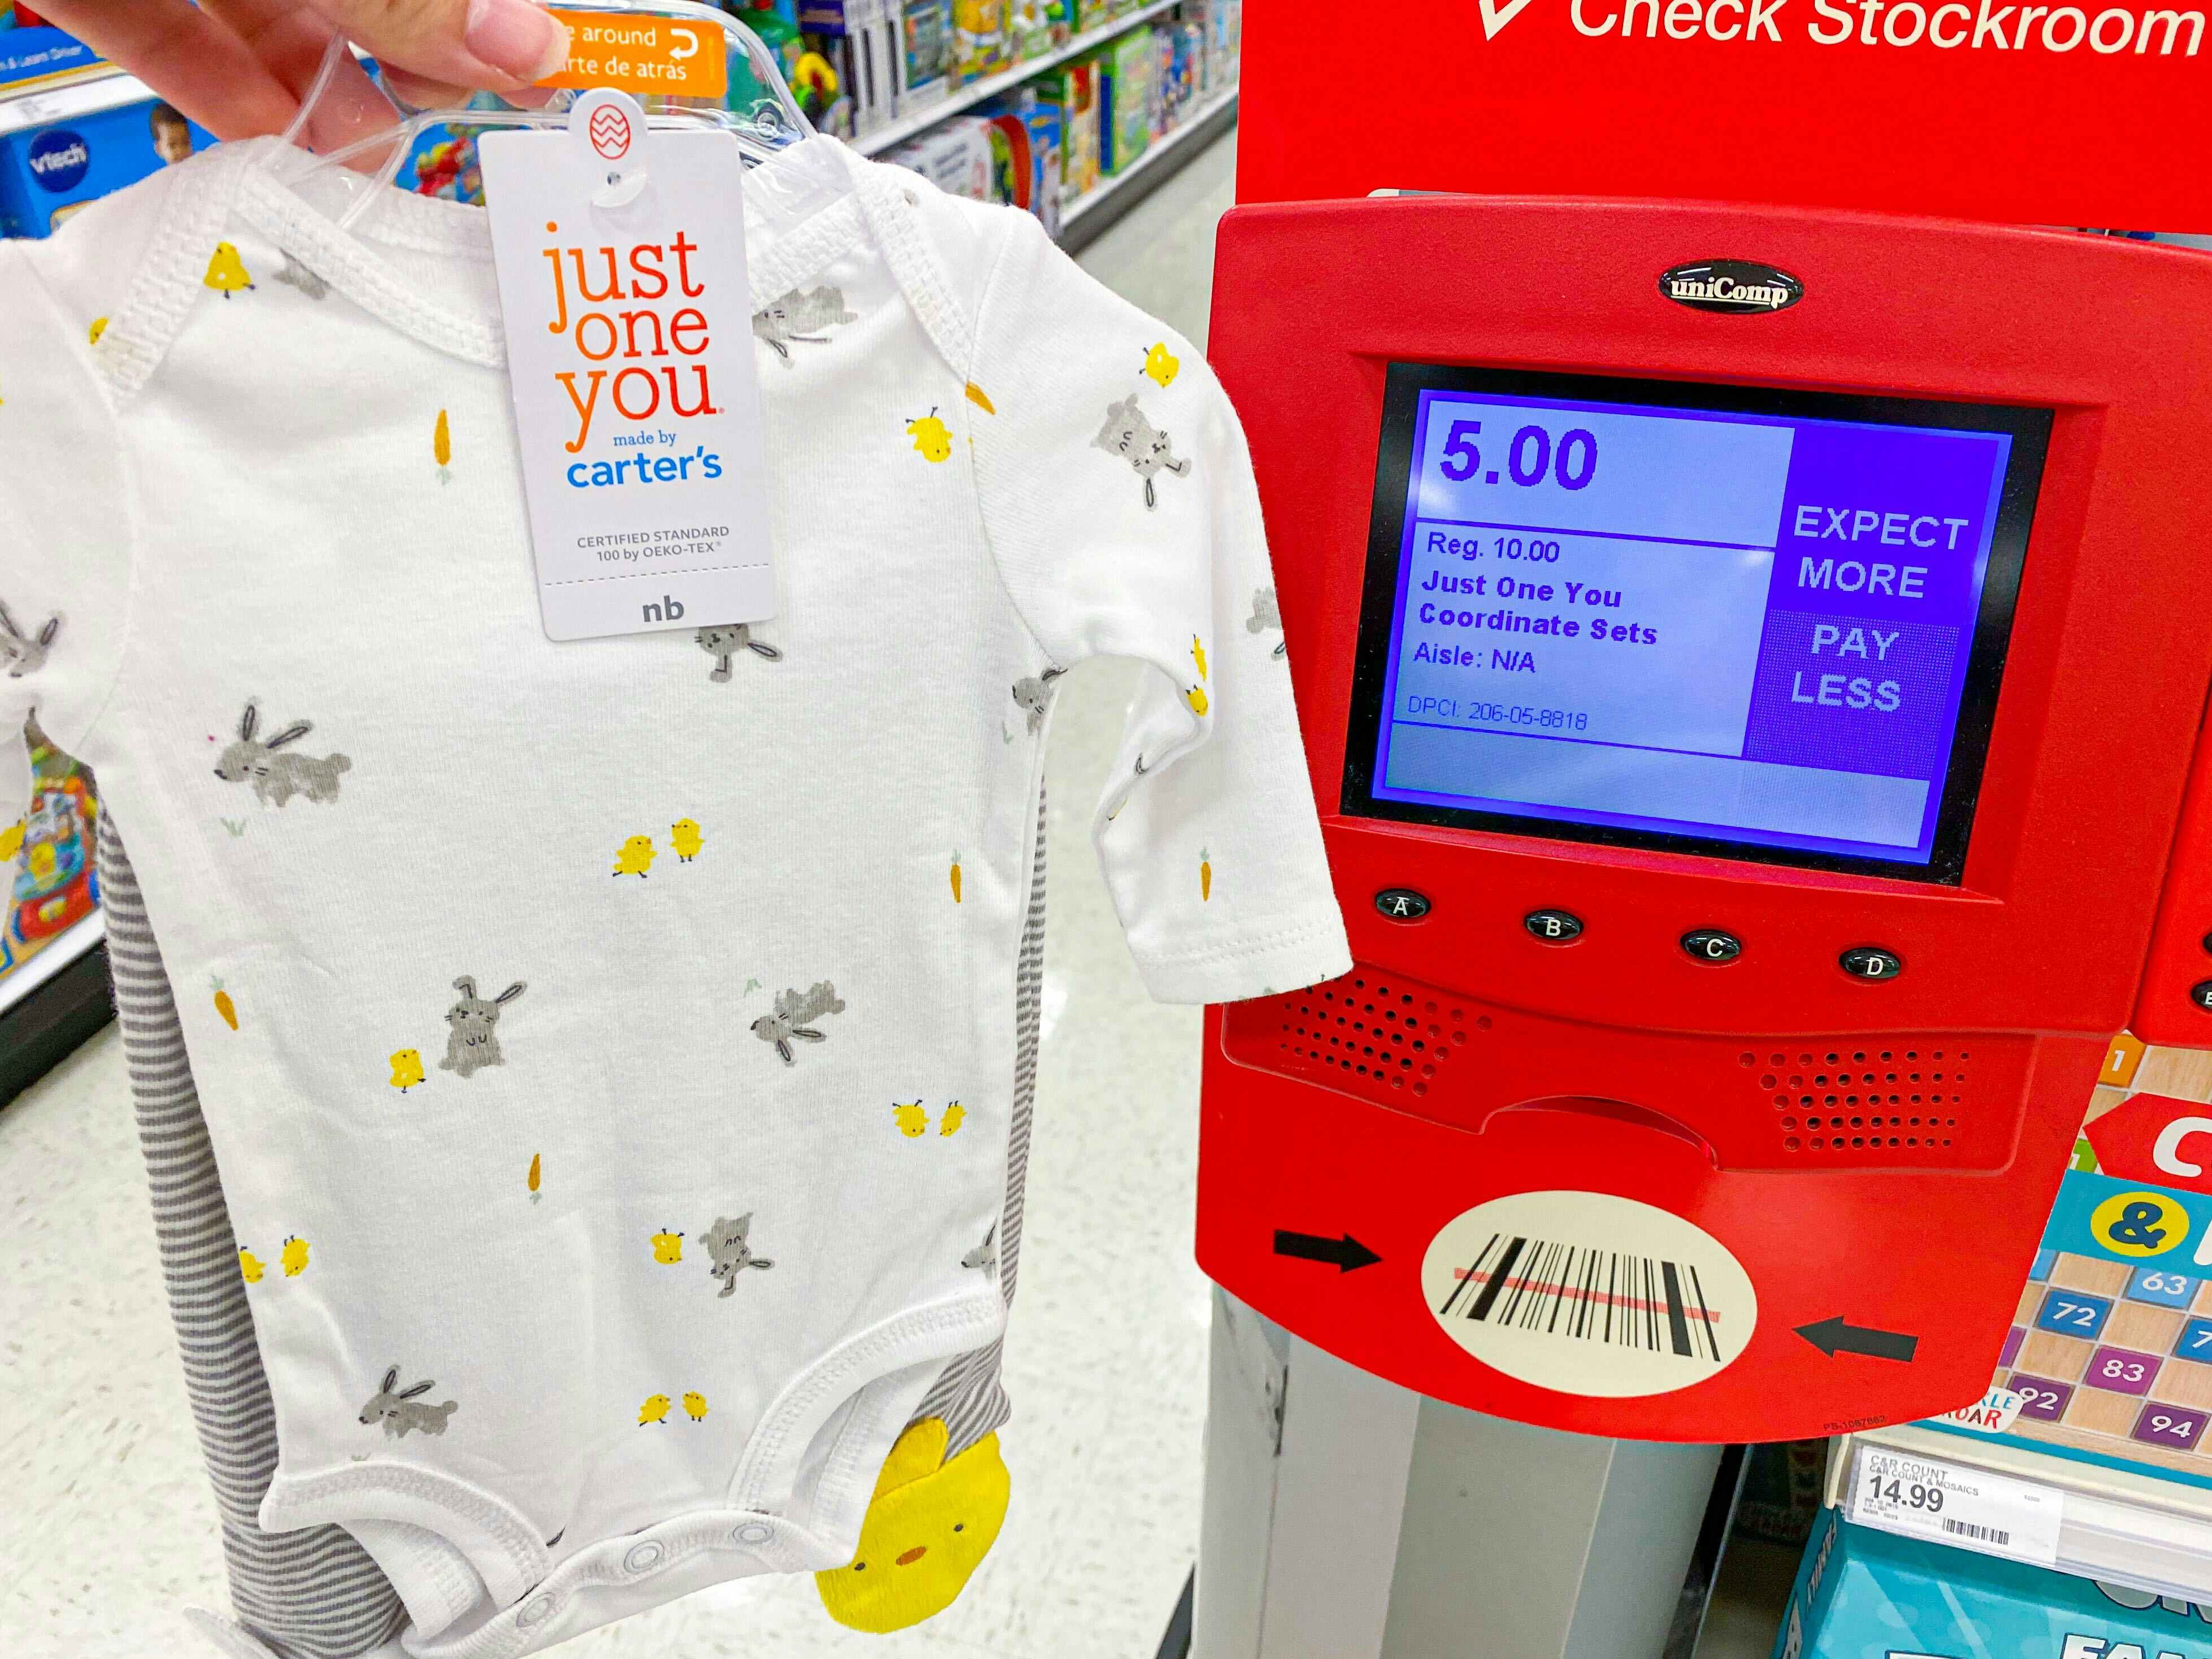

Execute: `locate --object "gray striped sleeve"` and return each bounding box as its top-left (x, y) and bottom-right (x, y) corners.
top-left (99, 815), bottom-right (405, 1658)
top-left (910, 785), bottom-right (1046, 1457)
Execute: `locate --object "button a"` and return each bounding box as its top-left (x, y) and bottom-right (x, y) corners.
top-left (733, 1521), bottom-right (774, 1545)
top-left (1681, 929), bottom-right (1742, 964)
top-left (623, 1541), bottom-right (665, 1574)
top-left (2190, 979), bottom-right (2212, 1012)
top-left (1840, 946), bottom-right (1904, 981)
top-left (516, 1595), bottom-right (556, 1629)
top-left (1524, 908), bottom-right (1584, 944)
top-left (1375, 888), bottom-right (1432, 922)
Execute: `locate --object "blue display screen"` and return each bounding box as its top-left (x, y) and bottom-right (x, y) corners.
top-left (1350, 369), bottom-right (2048, 880)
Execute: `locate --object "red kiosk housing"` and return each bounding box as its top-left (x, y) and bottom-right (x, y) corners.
top-left (1196, 198), bottom-right (2212, 1442)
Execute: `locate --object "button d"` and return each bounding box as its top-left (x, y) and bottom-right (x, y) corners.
top-left (1524, 909), bottom-right (1584, 944)
top-left (733, 1521), bottom-right (774, 1545)
top-left (517, 1595), bottom-right (556, 1629)
top-left (1681, 929), bottom-right (1742, 964)
top-left (1840, 946), bottom-right (1904, 981)
top-left (623, 1541), bottom-right (665, 1574)
top-left (2190, 979), bottom-right (2212, 1011)
top-left (1376, 888), bottom-right (1432, 922)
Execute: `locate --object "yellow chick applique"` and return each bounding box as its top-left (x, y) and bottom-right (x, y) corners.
top-left (205, 242), bottom-right (255, 298)
top-left (613, 835), bottom-right (657, 879)
top-left (894, 1102), bottom-right (929, 1139)
top-left (906, 410), bottom-right (952, 463)
top-left (682, 1391), bottom-right (709, 1422)
top-left (939, 1102), bottom-right (965, 1137)
top-left (238, 1246), bottom-right (265, 1284)
top-left (651, 1227), bottom-right (684, 1265)
top-left (389, 1049), bottom-right (424, 1093)
top-left (670, 818), bottom-right (703, 862)
top-left (1142, 342), bottom-right (1180, 388)
top-left (280, 1235), bottom-right (310, 1277)
top-left (817, 1418), bottom-right (1010, 1633)
top-left (639, 1393), bottom-right (672, 1427)
top-left (1183, 684), bottom-right (1210, 718)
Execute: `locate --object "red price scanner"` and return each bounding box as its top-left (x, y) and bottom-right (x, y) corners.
top-left (1196, 197), bottom-right (2212, 1441)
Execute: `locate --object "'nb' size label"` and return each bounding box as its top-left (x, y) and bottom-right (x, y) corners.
top-left (480, 90), bottom-right (778, 641)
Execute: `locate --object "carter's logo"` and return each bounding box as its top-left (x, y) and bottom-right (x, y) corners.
top-left (1660, 260), bottom-right (1805, 314)
top-left (588, 105), bottom-right (633, 160)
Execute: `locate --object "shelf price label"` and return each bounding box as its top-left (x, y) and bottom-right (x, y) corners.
top-left (1847, 1448), bottom-right (2063, 1567)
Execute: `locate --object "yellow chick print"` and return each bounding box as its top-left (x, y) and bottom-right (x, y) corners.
top-left (682, 1391), bottom-right (709, 1422)
top-left (613, 835), bottom-right (657, 879)
top-left (1184, 684), bottom-right (1211, 718)
top-left (204, 241), bottom-right (254, 298)
top-left (639, 1393), bottom-right (673, 1427)
top-left (816, 1418), bottom-right (1011, 1633)
top-left (906, 409), bottom-right (952, 463)
top-left (1191, 634), bottom-right (1208, 681)
top-left (238, 1246), bottom-right (266, 1284)
top-left (670, 818), bottom-right (703, 862)
top-left (650, 1227), bottom-right (684, 1265)
top-left (389, 1049), bottom-right (424, 1093)
top-left (1142, 341), bottom-right (1181, 388)
top-left (88, 316), bottom-right (109, 346)
top-left (280, 1235), bottom-right (310, 1277)
top-left (939, 1102), bottom-right (965, 1138)
top-left (895, 1102), bottom-right (929, 1138)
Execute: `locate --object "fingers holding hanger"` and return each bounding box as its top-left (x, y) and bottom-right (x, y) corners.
top-left (31, 0), bottom-right (311, 140)
top-left (306, 0), bottom-right (571, 95)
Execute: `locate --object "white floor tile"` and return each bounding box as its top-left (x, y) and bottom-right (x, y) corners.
top-left (0, 132), bottom-right (1239, 1659)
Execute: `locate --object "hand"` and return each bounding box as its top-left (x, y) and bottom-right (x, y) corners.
top-left (33, 1), bottom-right (570, 151)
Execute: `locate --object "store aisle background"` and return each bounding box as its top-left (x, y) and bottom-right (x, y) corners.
top-left (0, 129), bottom-right (1792, 1659)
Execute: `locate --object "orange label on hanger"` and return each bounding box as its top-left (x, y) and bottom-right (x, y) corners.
top-left (540, 10), bottom-right (728, 101)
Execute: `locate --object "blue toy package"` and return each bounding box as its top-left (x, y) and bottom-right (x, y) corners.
top-left (1777, 1508), bottom-right (2212, 1659)
top-left (0, 22), bottom-right (103, 93)
top-left (0, 95), bottom-right (213, 238)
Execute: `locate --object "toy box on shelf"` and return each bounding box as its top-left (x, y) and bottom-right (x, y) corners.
top-left (1776, 1507), bottom-right (2212, 1659)
top-left (0, 90), bottom-right (212, 238)
top-left (0, 718), bottom-right (99, 998)
top-left (1093, 24), bottom-right (1155, 174)
top-left (1918, 1036), bottom-right (2212, 1491)
top-left (0, 7), bottom-right (104, 95)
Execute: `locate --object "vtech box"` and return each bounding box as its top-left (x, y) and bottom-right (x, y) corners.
top-left (0, 95), bottom-right (212, 239)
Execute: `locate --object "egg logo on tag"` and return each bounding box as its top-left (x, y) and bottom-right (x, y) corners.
top-left (588, 105), bottom-right (633, 160)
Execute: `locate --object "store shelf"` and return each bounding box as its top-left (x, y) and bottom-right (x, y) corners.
top-left (0, 908), bottom-right (103, 1015)
top-left (0, 68), bottom-right (152, 135)
top-left (1059, 88), bottom-right (1235, 247)
top-left (856, 0), bottom-right (1183, 158)
top-left (1831, 1423), bottom-right (2212, 1601)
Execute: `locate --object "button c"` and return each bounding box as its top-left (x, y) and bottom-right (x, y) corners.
top-left (2200, 931), bottom-right (2212, 956)
top-left (1376, 888), bottom-right (1432, 922)
top-left (1840, 946), bottom-right (1904, 981)
top-left (1524, 908), bottom-right (1584, 945)
top-left (623, 1542), bottom-right (665, 1573)
top-left (733, 1522), bottom-right (774, 1545)
top-left (1681, 929), bottom-right (1742, 964)
top-left (517, 1595), bottom-right (556, 1629)
top-left (2189, 979), bottom-right (2212, 1012)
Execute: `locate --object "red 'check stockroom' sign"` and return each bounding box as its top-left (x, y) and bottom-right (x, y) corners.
top-left (1238, 0), bottom-right (2210, 228)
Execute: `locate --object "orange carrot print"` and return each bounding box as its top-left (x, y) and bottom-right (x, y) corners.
top-left (212, 976), bottom-right (238, 1030)
top-left (434, 409), bottom-right (452, 484)
top-left (950, 852), bottom-right (963, 904)
top-left (528, 1153), bottom-right (542, 1202)
top-left (964, 381), bottom-right (995, 414)
top-left (1200, 849), bottom-right (1212, 902)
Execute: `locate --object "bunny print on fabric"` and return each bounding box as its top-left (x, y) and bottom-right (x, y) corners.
top-left (212, 701), bottom-right (351, 806)
top-left (0, 598), bottom-right (58, 678)
top-left (439, 976), bottom-right (526, 1078)
top-left (359, 1366), bottom-right (457, 1438)
top-left (752, 981), bottom-right (845, 1065)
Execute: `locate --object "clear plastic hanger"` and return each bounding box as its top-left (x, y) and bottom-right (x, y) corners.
top-left (270, 0), bottom-right (813, 231)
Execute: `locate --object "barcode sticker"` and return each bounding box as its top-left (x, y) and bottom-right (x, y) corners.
top-left (1847, 1447), bottom-right (2063, 1566)
top-left (1421, 1191), bottom-right (1757, 1397)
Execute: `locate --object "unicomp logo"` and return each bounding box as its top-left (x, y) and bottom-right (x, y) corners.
top-left (1660, 260), bottom-right (1806, 313)
top-left (27, 128), bottom-right (89, 194)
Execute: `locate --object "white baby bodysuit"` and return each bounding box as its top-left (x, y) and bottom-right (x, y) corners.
top-left (0, 134), bottom-right (1348, 1656)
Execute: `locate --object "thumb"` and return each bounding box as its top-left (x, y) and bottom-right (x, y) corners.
top-left (309, 0), bottom-right (570, 89)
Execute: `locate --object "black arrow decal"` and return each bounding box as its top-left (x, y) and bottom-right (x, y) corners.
top-left (1794, 1315), bottom-right (1918, 1363)
top-left (1273, 1230), bottom-right (1382, 1273)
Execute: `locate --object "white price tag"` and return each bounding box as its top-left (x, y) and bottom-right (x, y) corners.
top-left (479, 89), bottom-right (777, 641)
top-left (1847, 1448), bottom-right (2063, 1566)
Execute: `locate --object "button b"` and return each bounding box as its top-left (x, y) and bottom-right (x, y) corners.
top-left (1840, 946), bottom-right (1904, 981)
top-left (2190, 979), bottom-right (2212, 1011)
top-left (1524, 909), bottom-right (1584, 944)
top-left (1681, 929), bottom-right (1742, 964)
